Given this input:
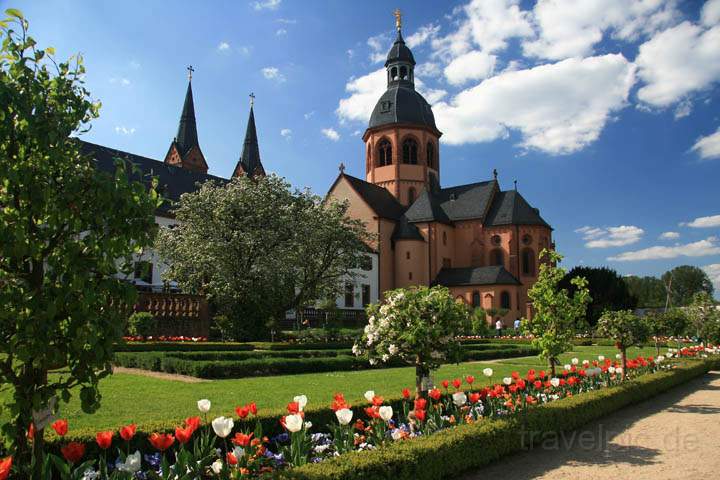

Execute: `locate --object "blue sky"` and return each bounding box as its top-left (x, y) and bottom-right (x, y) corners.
top-left (8, 0), bottom-right (720, 291)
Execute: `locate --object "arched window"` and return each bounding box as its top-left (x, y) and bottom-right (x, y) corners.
top-left (402, 138), bottom-right (418, 164)
top-left (472, 291), bottom-right (480, 308)
top-left (390, 67), bottom-right (398, 80)
top-left (522, 248), bottom-right (535, 276)
top-left (426, 142), bottom-right (435, 169)
top-left (377, 139), bottom-right (392, 166)
top-left (400, 66), bottom-right (408, 80)
top-left (408, 187), bottom-right (416, 204)
top-left (500, 291), bottom-right (511, 310)
top-left (490, 248), bottom-right (504, 266)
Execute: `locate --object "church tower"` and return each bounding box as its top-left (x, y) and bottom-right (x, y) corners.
top-left (363, 10), bottom-right (442, 206)
top-left (233, 94), bottom-right (266, 178)
top-left (164, 66), bottom-right (209, 174)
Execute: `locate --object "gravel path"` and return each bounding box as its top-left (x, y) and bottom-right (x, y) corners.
top-left (112, 366), bottom-right (207, 383)
top-left (460, 371), bottom-right (720, 480)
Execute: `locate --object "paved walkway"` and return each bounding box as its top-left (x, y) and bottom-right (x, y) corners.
top-left (460, 371), bottom-right (720, 480)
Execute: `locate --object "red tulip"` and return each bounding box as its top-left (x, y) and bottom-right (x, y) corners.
top-left (441, 379), bottom-right (450, 389)
top-left (185, 416), bottom-right (201, 432)
top-left (533, 380), bottom-right (542, 390)
top-left (51, 419), bottom-right (68, 437)
top-left (511, 371), bottom-right (520, 379)
top-left (149, 432), bottom-right (175, 451)
top-left (287, 401), bottom-right (300, 414)
top-left (96, 430), bottom-right (114, 450)
top-left (452, 379), bottom-right (462, 389)
top-left (402, 388), bottom-right (411, 399)
top-left (235, 405), bottom-right (250, 419)
top-left (414, 398), bottom-right (427, 410)
top-left (27, 423), bottom-right (35, 442)
top-left (364, 406), bottom-right (380, 419)
top-left (371, 395), bottom-right (384, 407)
top-left (429, 388), bottom-right (442, 401)
top-left (175, 425), bottom-right (194, 444)
top-left (465, 375), bottom-right (475, 386)
top-left (248, 402), bottom-right (258, 415)
top-left (0, 456), bottom-right (11, 480)
top-left (61, 442), bottom-right (85, 463)
top-left (119, 423), bottom-right (136, 441)
top-left (414, 409), bottom-right (426, 422)
top-left (469, 392), bottom-right (481, 404)
top-left (227, 452), bottom-right (238, 465)
top-left (231, 432), bottom-right (253, 447)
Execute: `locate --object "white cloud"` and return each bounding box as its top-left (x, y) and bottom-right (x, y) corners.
top-left (261, 67), bottom-right (286, 83)
top-left (636, 21), bottom-right (720, 108)
top-left (660, 231), bottom-right (680, 240)
top-left (110, 77), bottom-right (131, 86)
top-left (252, 0), bottom-right (281, 11)
top-left (276, 29), bottom-right (287, 36)
top-left (416, 62), bottom-right (442, 78)
top-left (691, 127), bottom-right (720, 160)
top-left (444, 50), bottom-right (496, 85)
top-left (276, 18), bottom-right (297, 24)
top-left (238, 45), bottom-right (253, 56)
top-left (703, 263), bottom-right (720, 292)
top-left (322, 128), bottom-right (340, 141)
top-left (114, 126), bottom-right (136, 135)
top-left (346, 49), bottom-right (355, 59)
top-left (575, 225), bottom-right (645, 248)
top-left (608, 237), bottom-right (720, 261)
top-left (432, 54), bottom-right (635, 153)
top-left (523, 0), bottom-right (679, 60)
top-left (367, 32), bottom-right (391, 63)
top-left (674, 99), bottom-right (693, 119)
top-left (129, 60), bottom-right (141, 69)
top-left (682, 214), bottom-right (720, 228)
top-left (702, 0), bottom-right (720, 27)
top-left (217, 41), bottom-right (231, 52)
top-left (406, 23), bottom-right (440, 48)
top-left (304, 111), bottom-right (315, 120)
top-left (280, 128), bottom-right (292, 140)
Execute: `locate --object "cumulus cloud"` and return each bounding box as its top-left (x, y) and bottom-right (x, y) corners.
top-left (406, 23), bottom-right (441, 48)
top-left (660, 231), bottom-right (680, 240)
top-left (280, 128), bottom-right (292, 140)
top-left (261, 67), bottom-right (286, 83)
top-left (114, 126), bottom-right (136, 135)
top-left (682, 214), bottom-right (720, 228)
top-left (636, 20), bottom-right (720, 108)
top-left (444, 50), bottom-right (496, 85)
top-left (110, 77), bottom-right (131, 86)
top-left (304, 111), bottom-right (315, 120)
top-left (276, 29), bottom-right (287, 36)
top-left (217, 41), bottom-right (231, 52)
top-left (691, 127), bottom-right (720, 160)
top-left (576, 225), bottom-right (645, 248)
top-left (321, 128), bottom-right (340, 141)
top-left (608, 237), bottom-right (720, 261)
top-left (367, 32), bottom-right (391, 63)
top-left (703, 263), bottom-right (720, 292)
top-left (702, 0), bottom-right (720, 26)
top-left (432, 54), bottom-right (635, 153)
top-left (252, 0), bottom-right (281, 11)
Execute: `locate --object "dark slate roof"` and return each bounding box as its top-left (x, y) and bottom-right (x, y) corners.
top-left (392, 215), bottom-right (425, 241)
top-left (434, 266), bottom-right (521, 287)
top-left (341, 174), bottom-right (405, 220)
top-left (405, 180), bottom-right (496, 223)
top-left (484, 190), bottom-right (551, 229)
top-left (235, 105), bottom-right (264, 177)
top-left (385, 30), bottom-right (415, 66)
top-left (368, 84), bottom-right (437, 131)
top-left (175, 81), bottom-right (199, 156)
top-left (79, 140), bottom-right (226, 215)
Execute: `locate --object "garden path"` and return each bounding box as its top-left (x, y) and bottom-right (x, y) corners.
top-left (461, 371), bottom-right (720, 480)
top-left (112, 366), bottom-right (207, 383)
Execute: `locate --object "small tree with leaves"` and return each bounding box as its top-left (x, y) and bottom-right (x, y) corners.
top-left (596, 309), bottom-right (649, 378)
top-left (522, 249), bottom-right (590, 375)
top-left (354, 286), bottom-right (468, 397)
top-left (0, 9), bottom-right (159, 473)
top-left (686, 292), bottom-right (720, 343)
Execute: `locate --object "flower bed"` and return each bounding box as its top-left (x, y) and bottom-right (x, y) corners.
top-left (21, 346), bottom-right (717, 479)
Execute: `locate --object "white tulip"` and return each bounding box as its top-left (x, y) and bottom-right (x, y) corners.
top-left (304, 421), bottom-right (313, 429)
top-left (571, 358), bottom-right (579, 365)
top-left (616, 367), bottom-right (623, 375)
top-left (550, 378), bottom-right (560, 388)
top-left (452, 392), bottom-right (467, 407)
top-left (582, 360), bottom-right (590, 367)
top-left (657, 355), bottom-right (665, 363)
top-left (335, 408), bottom-right (353, 426)
top-left (285, 414), bottom-right (304, 433)
top-left (364, 390), bottom-right (375, 402)
top-left (379, 406), bottom-right (393, 421)
top-left (503, 377), bottom-right (512, 385)
top-left (563, 364), bottom-right (571, 371)
top-left (293, 395), bottom-right (308, 412)
top-left (117, 451), bottom-right (141, 473)
top-left (608, 366), bottom-right (616, 374)
top-left (483, 368), bottom-right (493, 377)
top-left (197, 399), bottom-right (211, 413)
top-left (598, 355), bottom-right (605, 362)
top-left (211, 416), bottom-right (234, 438)
top-left (616, 353), bottom-right (621, 359)
top-left (211, 460), bottom-right (223, 474)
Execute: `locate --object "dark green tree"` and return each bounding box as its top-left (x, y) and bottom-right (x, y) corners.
top-left (0, 10), bottom-right (159, 473)
top-left (662, 265), bottom-right (714, 307)
top-left (560, 266), bottom-right (637, 327)
top-left (624, 275), bottom-right (667, 307)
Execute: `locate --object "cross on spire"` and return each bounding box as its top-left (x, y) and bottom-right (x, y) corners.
top-left (493, 168), bottom-right (498, 180)
top-left (249, 92), bottom-right (255, 108)
top-left (393, 8), bottom-right (402, 31)
top-left (339, 162), bottom-right (345, 174)
top-left (187, 65), bottom-right (194, 81)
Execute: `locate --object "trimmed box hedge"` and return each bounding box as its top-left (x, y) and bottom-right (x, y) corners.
top-left (115, 342), bottom-right (255, 352)
top-left (283, 359), bottom-right (718, 479)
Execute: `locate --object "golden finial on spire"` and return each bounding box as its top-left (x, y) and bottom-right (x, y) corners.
top-left (393, 8), bottom-right (402, 31)
top-left (187, 65), bottom-right (194, 81)
top-left (249, 92), bottom-right (255, 108)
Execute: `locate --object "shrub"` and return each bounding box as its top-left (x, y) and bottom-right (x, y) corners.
top-left (127, 312), bottom-right (157, 337)
top-left (115, 342), bottom-right (255, 352)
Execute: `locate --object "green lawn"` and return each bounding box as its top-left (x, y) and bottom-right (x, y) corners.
top-left (0, 345), bottom-right (660, 433)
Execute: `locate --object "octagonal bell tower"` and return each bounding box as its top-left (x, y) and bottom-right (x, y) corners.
top-left (363, 10), bottom-right (442, 207)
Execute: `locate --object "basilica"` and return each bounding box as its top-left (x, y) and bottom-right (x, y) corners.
top-left (327, 17), bottom-right (553, 323)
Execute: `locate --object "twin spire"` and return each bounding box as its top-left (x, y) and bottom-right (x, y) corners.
top-left (164, 67), bottom-right (264, 179)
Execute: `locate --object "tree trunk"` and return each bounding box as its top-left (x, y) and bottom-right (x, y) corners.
top-left (549, 357), bottom-right (556, 377)
top-left (654, 336), bottom-right (660, 357)
top-left (621, 347), bottom-right (628, 380)
top-left (415, 360), bottom-right (428, 399)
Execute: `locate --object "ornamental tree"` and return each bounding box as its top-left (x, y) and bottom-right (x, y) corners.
top-left (353, 286), bottom-right (468, 397)
top-left (156, 174), bottom-right (372, 340)
top-left (522, 249), bottom-right (591, 376)
top-left (596, 309), bottom-right (649, 377)
top-left (686, 292), bottom-right (720, 343)
top-left (0, 10), bottom-right (159, 472)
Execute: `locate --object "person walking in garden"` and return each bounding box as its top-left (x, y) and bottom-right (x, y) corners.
top-left (513, 318), bottom-right (521, 334)
top-left (495, 319), bottom-right (503, 337)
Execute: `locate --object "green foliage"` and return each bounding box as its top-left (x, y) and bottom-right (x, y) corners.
top-left (284, 360), bottom-right (715, 480)
top-left (560, 266), bottom-right (637, 326)
top-left (662, 265), bottom-right (714, 307)
top-left (686, 292), bottom-right (720, 342)
top-left (596, 310), bottom-right (650, 350)
top-left (126, 312), bottom-right (157, 337)
top-left (469, 308), bottom-right (490, 336)
top-left (522, 250), bottom-right (590, 373)
top-left (155, 175), bottom-right (373, 341)
top-left (0, 10), bottom-right (159, 468)
top-left (624, 275), bottom-right (667, 308)
top-left (115, 341), bottom-right (255, 352)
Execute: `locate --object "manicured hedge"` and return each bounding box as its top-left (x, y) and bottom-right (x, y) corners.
top-left (249, 341), bottom-right (355, 351)
top-left (283, 359), bottom-right (717, 479)
top-left (461, 346), bottom-right (538, 361)
top-left (115, 342), bottom-right (255, 352)
top-left (166, 350), bottom-right (344, 361)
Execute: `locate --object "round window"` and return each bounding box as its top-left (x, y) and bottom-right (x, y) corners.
top-left (491, 235), bottom-right (501, 246)
top-left (522, 234), bottom-right (532, 245)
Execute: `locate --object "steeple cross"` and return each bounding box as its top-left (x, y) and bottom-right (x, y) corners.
top-left (393, 8), bottom-right (402, 31)
top-left (187, 65), bottom-right (194, 81)
top-left (249, 92), bottom-right (255, 108)
top-left (339, 162), bottom-right (345, 174)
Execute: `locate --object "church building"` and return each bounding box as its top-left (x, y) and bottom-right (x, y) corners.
top-left (327, 15), bottom-right (553, 323)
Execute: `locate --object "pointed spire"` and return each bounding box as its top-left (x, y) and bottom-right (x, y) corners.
top-left (233, 95), bottom-right (265, 178)
top-left (175, 79), bottom-right (199, 156)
